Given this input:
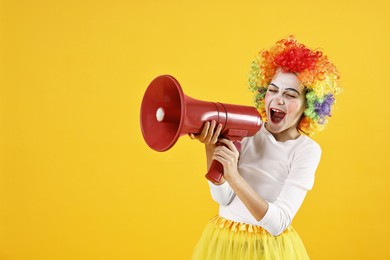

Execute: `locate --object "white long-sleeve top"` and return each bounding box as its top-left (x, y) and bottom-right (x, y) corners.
top-left (208, 126), bottom-right (321, 236)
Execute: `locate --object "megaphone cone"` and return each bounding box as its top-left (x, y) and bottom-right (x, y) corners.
top-left (140, 75), bottom-right (185, 152)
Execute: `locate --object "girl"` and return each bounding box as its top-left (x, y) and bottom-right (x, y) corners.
top-left (191, 36), bottom-right (341, 259)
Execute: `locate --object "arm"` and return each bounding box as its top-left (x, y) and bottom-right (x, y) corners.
top-left (189, 120), bottom-right (225, 184)
top-left (213, 139), bottom-right (269, 219)
top-left (208, 180), bottom-right (236, 206)
top-left (214, 138), bottom-right (321, 236)
top-left (258, 143), bottom-right (321, 235)
top-left (190, 121), bottom-right (236, 205)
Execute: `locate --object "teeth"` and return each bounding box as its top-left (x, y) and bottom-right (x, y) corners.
top-left (271, 108), bottom-right (284, 113)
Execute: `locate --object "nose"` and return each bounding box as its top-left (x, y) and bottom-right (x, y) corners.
top-left (274, 97), bottom-right (285, 105)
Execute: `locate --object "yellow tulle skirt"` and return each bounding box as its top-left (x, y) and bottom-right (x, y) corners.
top-left (192, 216), bottom-right (309, 260)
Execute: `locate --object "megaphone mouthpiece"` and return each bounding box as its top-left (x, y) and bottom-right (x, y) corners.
top-left (156, 107), bottom-right (165, 122)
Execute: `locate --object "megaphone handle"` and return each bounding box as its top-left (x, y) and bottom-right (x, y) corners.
top-left (204, 140), bottom-right (242, 183)
top-left (205, 160), bottom-right (224, 183)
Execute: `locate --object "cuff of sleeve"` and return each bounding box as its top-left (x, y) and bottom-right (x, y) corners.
top-left (257, 202), bottom-right (276, 226)
top-left (208, 180), bottom-right (230, 191)
top-left (207, 180), bottom-right (235, 206)
top-left (257, 203), bottom-right (284, 236)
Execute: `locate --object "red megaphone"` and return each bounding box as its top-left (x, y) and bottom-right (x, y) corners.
top-left (140, 75), bottom-right (262, 183)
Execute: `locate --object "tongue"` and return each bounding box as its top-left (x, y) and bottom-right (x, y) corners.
top-left (272, 111), bottom-right (285, 123)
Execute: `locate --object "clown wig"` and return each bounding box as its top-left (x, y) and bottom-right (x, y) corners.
top-left (248, 36), bottom-right (341, 136)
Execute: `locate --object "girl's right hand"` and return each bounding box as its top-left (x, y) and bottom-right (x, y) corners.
top-left (189, 120), bottom-right (223, 147)
top-left (190, 120), bottom-right (225, 183)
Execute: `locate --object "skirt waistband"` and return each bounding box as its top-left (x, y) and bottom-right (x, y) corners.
top-left (210, 215), bottom-right (293, 234)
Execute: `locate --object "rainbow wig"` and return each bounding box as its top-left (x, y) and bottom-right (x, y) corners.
top-left (248, 36), bottom-right (341, 136)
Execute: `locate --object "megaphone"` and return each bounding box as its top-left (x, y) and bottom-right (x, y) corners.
top-left (140, 75), bottom-right (262, 183)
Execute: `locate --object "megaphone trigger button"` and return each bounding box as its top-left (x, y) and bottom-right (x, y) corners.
top-left (226, 129), bottom-right (248, 137)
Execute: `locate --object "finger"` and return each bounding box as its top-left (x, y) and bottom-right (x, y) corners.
top-left (212, 154), bottom-right (227, 166)
top-left (188, 133), bottom-right (197, 140)
top-left (204, 120), bottom-right (217, 144)
top-left (215, 146), bottom-right (238, 162)
top-left (218, 139), bottom-right (238, 152)
top-left (214, 146), bottom-right (230, 157)
top-left (210, 123), bottom-right (222, 144)
top-left (198, 121), bottom-right (210, 141)
top-left (212, 153), bottom-right (235, 167)
top-left (216, 140), bottom-right (239, 160)
top-left (215, 145), bottom-right (238, 162)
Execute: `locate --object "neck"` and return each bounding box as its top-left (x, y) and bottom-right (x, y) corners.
top-left (265, 123), bottom-right (301, 142)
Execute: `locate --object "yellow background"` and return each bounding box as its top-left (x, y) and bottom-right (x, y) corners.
top-left (1, 0), bottom-right (389, 259)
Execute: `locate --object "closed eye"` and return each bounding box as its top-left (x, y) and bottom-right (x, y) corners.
top-left (267, 83), bottom-right (279, 93)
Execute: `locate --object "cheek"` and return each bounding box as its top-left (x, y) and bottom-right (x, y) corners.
top-left (264, 93), bottom-right (271, 105)
top-left (287, 100), bottom-right (304, 115)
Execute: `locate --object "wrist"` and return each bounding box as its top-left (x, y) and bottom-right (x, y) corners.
top-left (224, 169), bottom-right (241, 183)
top-left (204, 144), bottom-right (215, 150)
top-left (205, 144), bottom-right (216, 152)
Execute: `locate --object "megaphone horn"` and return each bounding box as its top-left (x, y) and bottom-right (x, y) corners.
top-left (140, 75), bottom-right (262, 182)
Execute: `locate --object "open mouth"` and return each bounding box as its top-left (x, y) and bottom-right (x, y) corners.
top-left (270, 108), bottom-right (286, 124)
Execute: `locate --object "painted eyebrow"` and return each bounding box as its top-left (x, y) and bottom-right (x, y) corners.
top-left (269, 83), bottom-right (301, 95)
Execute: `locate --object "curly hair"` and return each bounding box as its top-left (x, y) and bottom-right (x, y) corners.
top-left (248, 36), bottom-right (341, 136)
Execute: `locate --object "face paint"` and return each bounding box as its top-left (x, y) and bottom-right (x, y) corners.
top-left (264, 70), bottom-right (306, 141)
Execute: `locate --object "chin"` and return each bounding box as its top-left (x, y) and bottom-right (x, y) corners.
top-left (268, 120), bottom-right (298, 135)
top-left (267, 121), bottom-right (285, 133)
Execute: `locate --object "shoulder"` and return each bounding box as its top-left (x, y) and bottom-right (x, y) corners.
top-left (298, 135), bottom-right (322, 156)
top-left (292, 135), bottom-right (322, 167)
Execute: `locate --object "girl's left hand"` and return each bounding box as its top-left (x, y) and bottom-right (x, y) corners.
top-left (212, 138), bottom-right (240, 181)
